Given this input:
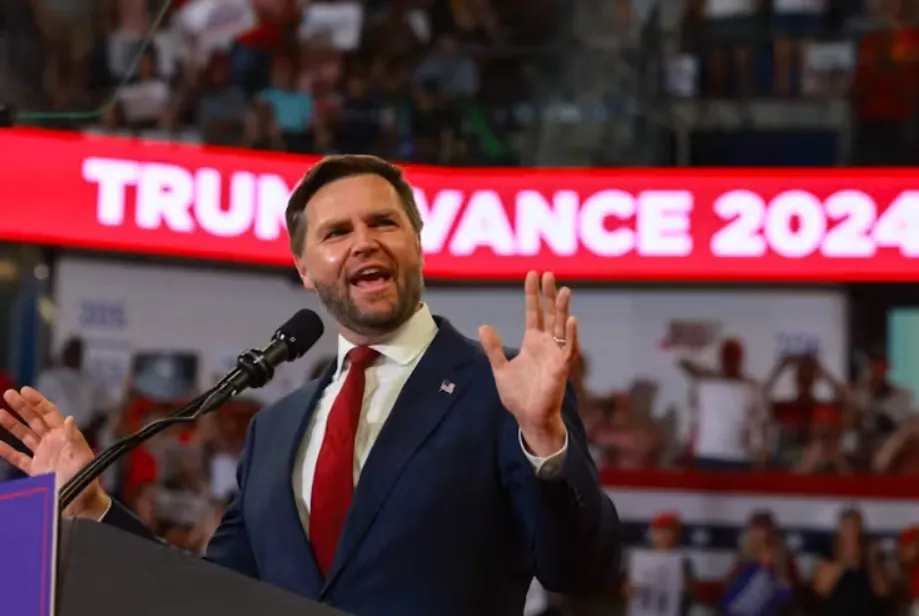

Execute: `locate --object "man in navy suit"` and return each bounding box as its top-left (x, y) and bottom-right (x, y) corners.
top-left (0, 155), bottom-right (620, 615)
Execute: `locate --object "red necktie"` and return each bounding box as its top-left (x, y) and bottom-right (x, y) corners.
top-left (310, 346), bottom-right (379, 577)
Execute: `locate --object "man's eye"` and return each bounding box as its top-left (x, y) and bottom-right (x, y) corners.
top-left (326, 229), bottom-right (347, 238)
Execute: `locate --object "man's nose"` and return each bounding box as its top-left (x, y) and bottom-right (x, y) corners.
top-left (351, 226), bottom-right (380, 253)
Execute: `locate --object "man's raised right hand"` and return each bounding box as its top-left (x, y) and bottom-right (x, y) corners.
top-left (0, 387), bottom-right (110, 519)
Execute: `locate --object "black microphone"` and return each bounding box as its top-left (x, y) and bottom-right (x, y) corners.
top-left (59, 309), bottom-right (324, 510)
top-left (211, 308), bottom-right (324, 395)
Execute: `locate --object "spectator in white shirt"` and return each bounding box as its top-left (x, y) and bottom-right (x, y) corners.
top-left (117, 48), bottom-right (171, 129)
top-left (34, 337), bottom-right (111, 450)
top-left (852, 352), bottom-right (916, 454)
top-left (678, 338), bottom-right (768, 470)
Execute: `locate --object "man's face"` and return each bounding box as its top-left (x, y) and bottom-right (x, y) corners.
top-left (651, 527), bottom-right (678, 550)
top-left (295, 174), bottom-right (423, 340)
top-left (721, 345), bottom-right (742, 377)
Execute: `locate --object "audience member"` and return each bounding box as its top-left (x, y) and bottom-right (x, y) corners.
top-left (771, 0), bottom-right (830, 95)
top-left (699, 0), bottom-right (767, 96)
top-left (678, 338), bottom-right (768, 470)
top-left (1, 0), bottom-right (537, 165)
top-left (811, 508), bottom-right (893, 616)
top-left (621, 511), bottom-right (696, 616)
top-left (850, 1), bottom-right (919, 165)
top-left (589, 391), bottom-right (662, 469)
top-left (413, 33), bottom-right (480, 100)
top-left (721, 511), bottom-right (797, 616)
top-left (257, 54), bottom-right (314, 150)
top-left (767, 353), bottom-right (848, 468)
top-left (34, 336), bottom-right (112, 449)
top-left (116, 47), bottom-right (171, 129)
top-left (796, 404), bottom-right (852, 474)
top-left (191, 53), bottom-right (249, 145)
top-left (31, 0), bottom-right (96, 88)
top-left (895, 526), bottom-right (919, 614)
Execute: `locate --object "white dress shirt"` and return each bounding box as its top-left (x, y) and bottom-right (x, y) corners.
top-left (291, 304), bottom-right (568, 535)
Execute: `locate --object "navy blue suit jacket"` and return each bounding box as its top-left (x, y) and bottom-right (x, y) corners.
top-left (104, 317), bottom-right (621, 615)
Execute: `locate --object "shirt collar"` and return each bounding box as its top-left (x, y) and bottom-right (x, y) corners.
top-left (335, 304), bottom-right (438, 376)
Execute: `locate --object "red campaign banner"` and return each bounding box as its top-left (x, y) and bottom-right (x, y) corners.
top-left (599, 468), bottom-right (919, 499)
top-left (3, 128), bottom-right (919, 281)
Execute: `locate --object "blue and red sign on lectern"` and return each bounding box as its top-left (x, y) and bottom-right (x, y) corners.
top-left (0, 473), bottom-right (58, 616)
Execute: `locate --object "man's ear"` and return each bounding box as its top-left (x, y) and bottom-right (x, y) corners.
top-left (294, 258), bottom-right (315, 291)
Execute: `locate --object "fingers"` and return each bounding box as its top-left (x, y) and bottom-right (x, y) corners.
top-left (542, 272), bottom-right (558, 335)
top-left (524, 270), bottom-right (543, 331)
top-left (478, 325), bottom-right (508, 372)
top-left (64, 416), bottom-right (83, 444)
top-left (539, 272), bottom-right (571, 341)
top-left (20, 387), bottom-right (64, 428)
top-left (555, 286), bottom-right (572, 341)
top-left (0, 408), bottom-right (39, 451)
top-left (564, 316), bottom-right (580, 362)
top-left (3, 389), bottom-right (53, 437)
top-left (0, 439), bottom-right (31, 474)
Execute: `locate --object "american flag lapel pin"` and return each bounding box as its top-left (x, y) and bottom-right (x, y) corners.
top-left (440, 380), bottom-right (455, 394)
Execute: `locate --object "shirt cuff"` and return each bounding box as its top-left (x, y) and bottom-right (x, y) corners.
top-left (519, 428), bottom-right (568, 479)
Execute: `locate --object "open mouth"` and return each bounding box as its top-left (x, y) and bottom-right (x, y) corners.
top-left (348, 266), bottom-right (394, 291)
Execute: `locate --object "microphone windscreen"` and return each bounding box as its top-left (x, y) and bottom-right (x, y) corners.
top-left (276, 309), bottom-right (325, 360)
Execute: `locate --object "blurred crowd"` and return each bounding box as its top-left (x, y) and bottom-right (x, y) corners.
top-left (0, 0), bottom-right (560, 165)
top-left (1, 0), bottom-right (918, 167)
top-left (595, 505), bottom-right (919, 616)
top-left (656, 0), bottom-right (919, 166)
top-left (577, 338), bottom-right (919, 477)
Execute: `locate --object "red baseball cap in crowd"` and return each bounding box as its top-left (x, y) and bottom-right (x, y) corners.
top-left (651, 511), bottom-right (682, 530)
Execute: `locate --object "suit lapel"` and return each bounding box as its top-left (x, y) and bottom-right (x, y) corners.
top-left (279, 361), bottom-right (337, 596)
top-left (321, 319), bottom-right (478, 590)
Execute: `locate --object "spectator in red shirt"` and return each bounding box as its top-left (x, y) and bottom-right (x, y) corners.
top-left (229, 0), bottom-right (300, 96)
top-left (850, 3), bottom-right (919, 165)
top-left (767, 353), bottom-right (848, 467)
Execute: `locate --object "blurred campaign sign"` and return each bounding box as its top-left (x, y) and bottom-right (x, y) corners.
top-left (774, 331), bottom-right (822, 358)
top-left (0, 473), bottom-right (58, 616)
top-left (801, 41), bottom-right (855, 96)
top-left (299, 2), bottom-right (364, 50)
top-left (658, 319), bottom-right (721, 352)
top-left (177, 0), bottom-right (257, 53)
top-left (627, 550), bottom-right (684, 616)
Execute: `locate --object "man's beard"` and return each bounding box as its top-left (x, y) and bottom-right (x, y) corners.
top-left (314, 263), bottom-right (423, 338)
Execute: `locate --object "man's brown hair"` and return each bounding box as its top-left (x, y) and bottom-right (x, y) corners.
top-left (285, 155), bottom-right (424, 257)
